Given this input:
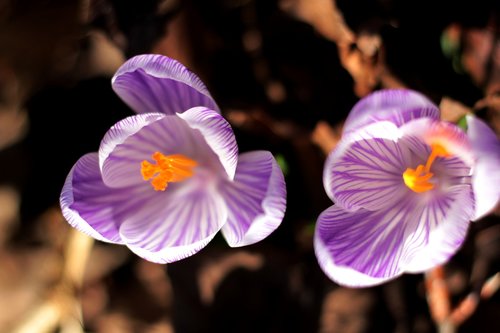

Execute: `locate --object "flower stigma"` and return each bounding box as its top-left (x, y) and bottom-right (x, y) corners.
top-left (403, 143), bottom-right (451, 193)
top-left (141, 152), bottom-right (198, 191)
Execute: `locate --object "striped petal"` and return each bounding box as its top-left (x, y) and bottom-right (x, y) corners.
top-left (119, 175), bottom-right (228, 264)
top-left (315, 181), bottom-right (473, 287)
top-left (178, 107), bottom-right (238, 180)
top-left (466, 115), bottom-right (500, 220)
top-left (219, 151), bottom-right (287, 247)
top-left (324, 121), bottom-right (412, 211)
top-left (99, 112), bottom-right (225, 188)
top-left (112, 54), bottom-right (219, 115)
top-left (343, 89), bottom-right (439, 135)
top-left (60, 153), bottom-right (127, 244)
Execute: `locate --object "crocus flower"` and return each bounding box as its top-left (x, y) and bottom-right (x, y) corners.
top-left (60, 54), bottom-right (286, 263)
top-left (315, 89), bottom-right (500, 287)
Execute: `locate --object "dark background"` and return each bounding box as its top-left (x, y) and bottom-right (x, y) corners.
top-left (0, 0), bottom-right (499, 332)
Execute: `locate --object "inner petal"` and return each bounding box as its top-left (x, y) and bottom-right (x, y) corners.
top-left (326, 135), bottom-right (414, 212)
top-left (100, 114), bottom-right (225, 189)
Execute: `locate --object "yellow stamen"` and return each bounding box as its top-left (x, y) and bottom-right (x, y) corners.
top-left (141, 152), bottom-right (197, 191)
top-left (403, 144), bottom-right (450, 193)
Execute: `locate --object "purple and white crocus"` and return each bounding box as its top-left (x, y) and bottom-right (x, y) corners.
top-left (315, 89), bottom-right (500, 287)
top-left (60, 54), bottom-right (286, 263)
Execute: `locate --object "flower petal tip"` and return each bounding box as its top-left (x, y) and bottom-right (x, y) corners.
top-left (112, 54), bottom-right (219, 115)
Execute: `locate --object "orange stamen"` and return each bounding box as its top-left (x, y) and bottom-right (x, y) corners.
top-left (403, 144), bottom-right (451, 193)
top-left (141, 152), bottom-right (197, 191)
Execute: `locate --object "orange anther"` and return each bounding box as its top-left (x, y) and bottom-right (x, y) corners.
top-left (403, 144), bottom-right (451, 193)
top-left (141, 152), bottom-right (197, 191)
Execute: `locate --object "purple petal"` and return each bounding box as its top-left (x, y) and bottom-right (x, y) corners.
top-left (315, 181), bottom-right (473, 287)
top-left (112, 54), bottom-right (219, 115)
top-left (344, 89), bottom-right (439, 134)
top-left (219, 151), bottom-right (287, 247)
top-left (324, 121), bottom-right (411, 211)
top-left (60, 153), bottom-right (127, 244)
top-left (99, 112), bottom-right (225, 188)
top-left (315, 205), bottom-right (404, 287)
top-left (119, 175), bottom-right (228, 264)
top-left (178, 107), bottom-right (238, 180)
top-left (466, 115), bottom-right (500, 220)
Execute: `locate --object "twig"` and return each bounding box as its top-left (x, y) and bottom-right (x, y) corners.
top-left (480, 272), bottom-right (500, 299)
top-left (425, 266), bottom-right (451, 324)
top-left (426, 266), bottom-right (500, 333)
top-left (449, 293), bottom-right (479, 326)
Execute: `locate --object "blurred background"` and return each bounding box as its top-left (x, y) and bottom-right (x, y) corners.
top-left (0, 0), bottom-right (499, 332)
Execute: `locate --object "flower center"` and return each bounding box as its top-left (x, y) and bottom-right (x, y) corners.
top-left (402, 143), bottom-right (451, 193)
top-left (141, 152), bottom-right (198, 191)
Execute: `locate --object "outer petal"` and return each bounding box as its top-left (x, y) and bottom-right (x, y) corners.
top-left (112, 54), bottom-right (219, 115)
top-left (314, 182), bottom-right (473, 287)
top-left (219, 151), bottom-right (287, 247)
top-left (119, 174), bottom-right (228, 264)
top-left (60, 153), bottom-right (127, 244)
top-left (99, 110), bottom-right (225, 188)
top-left (343, 89), bottom-right (439, 134)
top-left (178, 107), bottom-right (238, 180)
top-left (314, 209), bottom-right (392, 287)
top-left (466, 115), bottom-right (500, 220)
top-left (324, 121), bottom-right (412, 211)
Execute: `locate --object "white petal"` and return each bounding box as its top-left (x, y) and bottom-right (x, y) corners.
top-left (404, 183), bottom-right (474, 272)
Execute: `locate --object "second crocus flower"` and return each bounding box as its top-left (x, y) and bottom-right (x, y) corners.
top-left (315, 89), bottom-right (500, 287)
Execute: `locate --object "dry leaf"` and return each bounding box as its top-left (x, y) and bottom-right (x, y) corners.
top-left (279, 0), bottom-right (355, 45)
